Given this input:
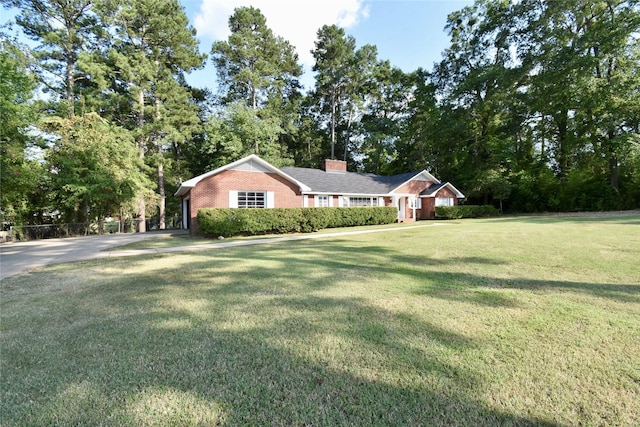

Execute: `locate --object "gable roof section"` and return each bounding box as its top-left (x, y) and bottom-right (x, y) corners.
top-left (419, 182), bottom-right (465, 198)
top-left (387, 171), bottom-right (441, 194)
top-left (175, 154), bottom-right (462, 198)
top-left (280, 167), bottom-right (436, 196)
top-left (174, 154), bottom-right (311, 197)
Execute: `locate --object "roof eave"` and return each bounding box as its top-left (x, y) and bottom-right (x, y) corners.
top-left (174, 154), bottom-right (311, 196)
top-left (388, 170), bottom-right (440, 195)
top-left (174, 185), bottom-right (194, 197)
top-left (421, 182), bottom-right (465, 198)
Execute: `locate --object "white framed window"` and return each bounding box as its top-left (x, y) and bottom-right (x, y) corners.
top-left (435, 197), bottom-right (454, 207)
top-left (348, 197), bottom-right (379, 207)
top-left (229, 191), bottom-right (274, 208)
top-left (409, 197), bottom-right (422, 209)
top-left (316, 195), bottom-right (330, 207)
top-left (238, 191), bottom-right (265, 208)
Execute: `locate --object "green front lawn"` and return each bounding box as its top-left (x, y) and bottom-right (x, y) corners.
top-left (1, 214), bottom-right (639, 425)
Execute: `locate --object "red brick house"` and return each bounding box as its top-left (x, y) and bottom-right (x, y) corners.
top-left (175, 154), bottom-right (465, 233)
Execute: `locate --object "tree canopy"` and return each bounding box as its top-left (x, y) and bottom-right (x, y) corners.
top-left (1, 0), bottom-right (638, 229)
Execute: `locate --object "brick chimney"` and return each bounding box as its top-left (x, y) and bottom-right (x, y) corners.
top-left (322, 159), bottom-right (347, 173)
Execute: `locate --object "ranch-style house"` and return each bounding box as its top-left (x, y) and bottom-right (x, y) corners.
top-left (174, 154), bottom-right (465, 234)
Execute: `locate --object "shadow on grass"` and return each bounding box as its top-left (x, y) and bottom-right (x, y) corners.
top-left (5, 235), bottom-right (637, 425)
top-left (1, 276), bottom-right (562, 427)
top-left (479, 212), bottom-right (640, 225)
top-left (183, 239), bottom-right (637, 305)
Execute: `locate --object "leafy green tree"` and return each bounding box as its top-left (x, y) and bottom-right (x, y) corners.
top-left (310, 25), bottom-right (384, 165)
top-left (359, 62), bottom-right (410, 174)
top-left (44, 113), bottom-right (153, 223)
top-left (519, 0), bottom-right (640, 193)
top-left (211, 6), bottom-right (302, 111)
top-left (428, 0), bottom-right (639, 211)
top-left (392, 69), bottom-right (443, 175)
top-left (311, 25), bottom-right (357, 161)
top-left (2, 0), bottom-right (101, 117)
top-left (106, 0), bottom-right (204, 229)
top-left (432, 0), bottom-right (526, 204)
top-left (202, 102), bottom-right (288, 169)
top-left (210, 6), bottom-right (302, 165)
top-left (0, 38), bottom-right (45, 226)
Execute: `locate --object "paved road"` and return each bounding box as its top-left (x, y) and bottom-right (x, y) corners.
top-left (0, 224), bottom-right (444, 281)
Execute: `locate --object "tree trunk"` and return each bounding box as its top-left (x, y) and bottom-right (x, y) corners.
top-left (158, 160), bottom-right (165, 229)
top-left (555, 109), bottom-right (570, 179)
top-left (344, 108), bottom-right (353, 161)
top-left (156, 95), bottom-right (165, 230)
top-left (66, 53), bottom-right (75, 118)
top-left (137, 88), bottom-right (146, 233)
top-left (331, 86), bottom-right (337, 160)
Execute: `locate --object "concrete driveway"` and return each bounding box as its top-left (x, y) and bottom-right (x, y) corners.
top-left (0, 224), bottom-right (445, 281)
top-left (0, 230), bottom-right (187, 281)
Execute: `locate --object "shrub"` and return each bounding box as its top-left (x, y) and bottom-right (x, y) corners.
top-left (197, 207), bottom-right (398, 237)
top-left (435, 205), bottom-right (499, 219)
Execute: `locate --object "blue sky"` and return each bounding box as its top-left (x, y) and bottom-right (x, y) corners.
top-left (185, 0), bottom-right (473, 91)
top-left (1, 0), bottom-right (473, 91)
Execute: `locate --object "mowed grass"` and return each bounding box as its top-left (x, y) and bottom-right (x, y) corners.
top-left (1, 214), bottom-right (639, 426)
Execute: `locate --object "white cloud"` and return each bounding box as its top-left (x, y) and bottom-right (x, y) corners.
top-left (194, 0), bottom-right (369, 67)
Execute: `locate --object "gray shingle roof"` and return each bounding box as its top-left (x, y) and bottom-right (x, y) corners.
top-left (280, 167), bottom-right (420, 195)
top-left (420, 182), bottom-right (448, 196)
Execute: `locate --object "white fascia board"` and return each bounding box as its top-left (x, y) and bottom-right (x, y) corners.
top-left (174, 154), bottom-right (311, 196)
top-left (388, 170), bottom-right (440, 195)
top-left (173, 157), bottom-right (249, 196)
top-left (232, 154), bottom-right (311, 191)
top-left (420, 182), bottom-right (466, 198)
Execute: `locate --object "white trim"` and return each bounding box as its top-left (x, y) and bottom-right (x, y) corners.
top-left (315, 195), bottom-right (330, 208)
top-left (397, 197), bottom-right (406, 220)
top-left (420, 182), bottom-right (465, 199)
top-left (304, 191), bottom-right (388, 197)
top-left (388, 170), bottom-right (440, 195)
top-left (266, 191), bottom-right (274, 208)
top-left (303, 195), bottom-right (309, 207)
top-left (174, 154), bottom-right (311, 196)
top-left (228, 190), bottom-right (238, 208)
top-left (346, 196), bottom-right (380, 207)
top-left (435, 197), bottom-right (455, 207)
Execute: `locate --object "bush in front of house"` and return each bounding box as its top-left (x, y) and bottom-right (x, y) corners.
top-left (435, 205), bottom-right (500, 219)
top-left (197, 207), bottom-right (398, 237)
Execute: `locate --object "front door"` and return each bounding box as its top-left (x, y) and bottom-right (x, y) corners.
top-left (397, 197), bottom-right (406, 220)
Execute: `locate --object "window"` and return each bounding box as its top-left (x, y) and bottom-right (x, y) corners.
top-left (409, 197), bottom-right (422, 209)
top-left (435, 197), bottom-right (454, 207)
top-left (348, 197), bottom-right (378, 207)
top-left (238, 191), bottom-right (265, 208)
top-left (316, 195), bottom-right (330, 207)
top-left (229, 191), bottom-right (274, 208)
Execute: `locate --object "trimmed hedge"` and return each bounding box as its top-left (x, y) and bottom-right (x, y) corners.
top-left (435, 205), bottom-right (500, 219)
top-left (197, 207), bottom-right (398, 237)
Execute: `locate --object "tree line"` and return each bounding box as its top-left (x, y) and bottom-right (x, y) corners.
top-left (1, 0), bottom-right (639, 229)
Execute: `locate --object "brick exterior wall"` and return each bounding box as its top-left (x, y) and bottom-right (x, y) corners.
top-left (394, 180), bottom-right (432, 195)
top-left (182, 167), bottom-right (462, 233)
top-left (419, 187), bottom-right (459, 219)
top-left (391, 181), bottom-right (459, 220)
top-left (186, 170), bottom-right (303, 233)
top-left (394, 180), bottom-right (433, 221)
